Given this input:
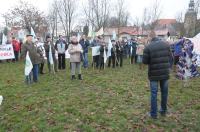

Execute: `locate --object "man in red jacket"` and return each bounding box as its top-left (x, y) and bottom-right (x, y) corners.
top-left (12, 37), bottom-right (20, 62)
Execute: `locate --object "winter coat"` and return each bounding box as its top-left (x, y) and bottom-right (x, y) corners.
top-left (99, 45), bottom-right (108, 58)
top-left (143, 37), bottom-right (172, 81)
top-left (21, 41), bottom-right (41, 65)
top-left (55, 39), bottom-right (68, 54)
top-left (68, 43), bottom-right (83, 63)
top-left (12, 40), bottom-right (20, 52)
top-left (79, 39), bottom-right (90, 53)
top-left (44, 41), bottom-right (56, 54)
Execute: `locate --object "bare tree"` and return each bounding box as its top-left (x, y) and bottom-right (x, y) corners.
top-left (196, 0), bottom-right (200, 18)
top-left (47, 0), bottom-right (59, 39)
top-left (2, 0), bottom-right (48, 37)
top-left (115, 0), bottom-right (130, 37)
top-left (145, 0), bottom-right (162, 31)
top-left (83, 0), bottom-right (110, 31)
top-left (56, 0), bottom-right (77, 41)
top-left (175, 12), bottom-right (185, 36)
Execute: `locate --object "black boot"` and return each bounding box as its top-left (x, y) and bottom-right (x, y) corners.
top-left (78, 74), bottom-right (83, 80)
top-left (40, 63), bottom-right (45, 74)
top-left (71, 75), bottom-right (76, 80)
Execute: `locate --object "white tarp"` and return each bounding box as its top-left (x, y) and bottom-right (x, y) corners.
top-left (189, 33), bottom-right (200, 66)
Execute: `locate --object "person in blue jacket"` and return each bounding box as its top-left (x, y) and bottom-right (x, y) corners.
top-left (79, 35), bottom-right (90, 68)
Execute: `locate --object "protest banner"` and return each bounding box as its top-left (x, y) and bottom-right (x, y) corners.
top-left (91, 46), bottom-right (100, 56)
top-left (0, 44), bottom-right (15, 60)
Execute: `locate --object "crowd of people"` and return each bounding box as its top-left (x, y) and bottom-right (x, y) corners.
top-left (1, 33), bottom-right (149, 82)
top-left (1, 31), bottom-right (174, 119)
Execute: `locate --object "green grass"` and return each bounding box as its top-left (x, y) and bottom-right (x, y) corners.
top-left (0, 58), bottom-right (200, 132)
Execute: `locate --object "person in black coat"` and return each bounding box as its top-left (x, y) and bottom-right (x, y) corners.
top-left (116, 40), bottom-right (124, 67)
top-left (143, 33), bottom-right (172, 119)
top-left (108, 40), bottom-right (117, 68)
top-left (130, 38), bottom-right (138, 64)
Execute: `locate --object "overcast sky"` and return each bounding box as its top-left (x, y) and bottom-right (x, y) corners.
top-left (0, 0), bottom-right (190, 26)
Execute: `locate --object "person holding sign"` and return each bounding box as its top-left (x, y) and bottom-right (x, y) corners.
top-left (55, 35), bottom-right (68, 70)
top-left (21, 34), bottom-right (41, 83)
top-left (68, 36), bottom-right (83, 80)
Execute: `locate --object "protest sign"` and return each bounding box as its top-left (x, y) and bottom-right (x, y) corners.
top-left (0, 44), bottom-right (15, 60)
top-left (92, 46), bottom-right (100, 56)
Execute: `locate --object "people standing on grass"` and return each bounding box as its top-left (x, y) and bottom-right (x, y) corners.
top-left (11, 37), bottom-right (20, 62)
top-left (136, 40), bottom-right (145, 70)
top-left (55, 35), bottom-right (68, 70)
top-left (143, 32), bottom-right (172, 119)
top-left (68, 36), bottom-right (83, 80)
top-left (79, 35), bottom-right (90, 68)
top-left (44, 35), bottom-right (57, 73)
top-left (21, 34), bottom-right (41, 83)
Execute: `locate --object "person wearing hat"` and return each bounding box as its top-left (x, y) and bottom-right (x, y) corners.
top-left (21, 34), bottom-right (41, 83)
top-left (44, 35), bottom-right (57, 73)
top-left (108, 39), bottom-right (117, 68)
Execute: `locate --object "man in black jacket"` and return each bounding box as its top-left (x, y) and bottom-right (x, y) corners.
top-left (143, 33), bottom-right (172, 119)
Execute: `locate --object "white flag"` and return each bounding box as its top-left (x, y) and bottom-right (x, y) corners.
top-left (112, 30), bottom-right (116, 40)
top-left (77, 33), bottom-right (81, 42)
top-left (96, 27), bottom-right (104, 36)
top-left (31, 27), bottom-right (36, 38)
top-left (49, 44), bottom-right (54, 65)
top-left (104, 47), bottom-right (107, 63)
top-left (31, 27), bottom-right (37, 42)
top-left (0, 95), bottom-right (3, 105)
top-left (130, 46), bottom-right (133, 55)
top-left (2, 34), bottom-right (7, 45)
top-left (107, 38), bottom-right (113, 57)
top-left (25, 51), bottom-right (33, 76)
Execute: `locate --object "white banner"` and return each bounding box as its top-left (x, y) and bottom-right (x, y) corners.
top-left (92, 46), bottom-right (100, 56)
top-left (0, 44), bottom-right (15, 60)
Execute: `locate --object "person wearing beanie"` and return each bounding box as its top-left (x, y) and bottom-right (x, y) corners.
top-left (44, 35), bottom-right (58, 73)
top-left (68, 36), bottom-right (83, 80)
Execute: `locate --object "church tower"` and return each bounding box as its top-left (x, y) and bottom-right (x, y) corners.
top-left (184, 0), bottom-right (197, 37)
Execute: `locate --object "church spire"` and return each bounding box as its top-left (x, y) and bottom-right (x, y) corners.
top-left (189, 0), bottom-right (195, 11)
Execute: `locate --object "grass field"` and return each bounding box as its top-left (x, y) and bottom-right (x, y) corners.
top-left (0, 58), bottom-right (200, 132)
